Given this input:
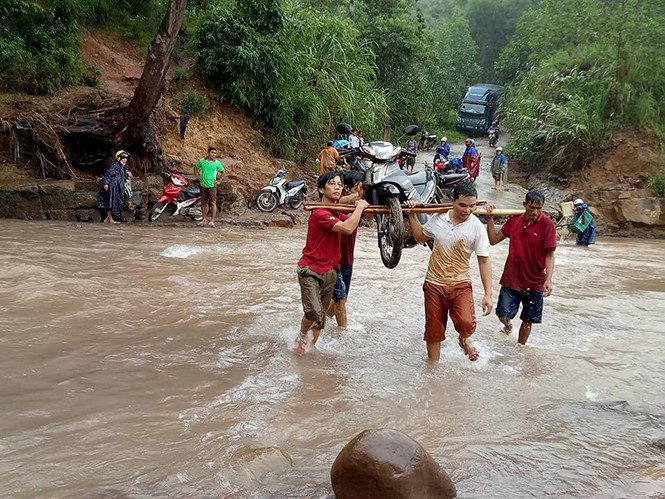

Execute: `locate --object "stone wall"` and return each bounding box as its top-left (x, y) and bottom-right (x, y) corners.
top-left (0, 178), bottom-right (152, 222)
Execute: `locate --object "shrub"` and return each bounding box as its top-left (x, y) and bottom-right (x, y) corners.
top-left (170, 68), bottom-right (188, 91)
top-left (178, 90), bottom-right (206, 115)
top-left (82, 63), bottom-right (102, 87)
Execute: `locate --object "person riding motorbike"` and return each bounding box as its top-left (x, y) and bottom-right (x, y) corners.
top-left (488, 121), bottom-right (500, 141)
top-left (435, 136), bottom-right (450, 162)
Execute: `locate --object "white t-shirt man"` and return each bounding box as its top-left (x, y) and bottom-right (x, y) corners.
top-left (348, 133), bottom-right (360, 149)
top-left (422, 212), bottom-right (490, 286)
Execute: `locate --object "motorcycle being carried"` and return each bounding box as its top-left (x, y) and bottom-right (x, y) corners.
top-left (430, 160), bottom-right (471, 201)
top-left (149, 173), bottom-right (202, 222)
top-left (418, 129), bottom-right (438, 151)
top-left (256, 170), bottom-right (307, 212)
top-left (337, 124), bottom-right (437, 269)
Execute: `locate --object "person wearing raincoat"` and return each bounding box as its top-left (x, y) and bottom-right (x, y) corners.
top-left (573, 198), bottom-right (596, 246)
top-left (97, 150), bottom-right (131, 224)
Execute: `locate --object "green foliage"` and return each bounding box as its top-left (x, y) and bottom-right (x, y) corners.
top-left (82, 63), bottom-right (102, 87)
top-left (178, 90), bottom-right (207, 115)
top-left (195, 0), bottom-right (388, 160)
top-left (0, 0), bottom-right (84, 94)
top-left (500, 0), bottom-right (665, 175)
top-left (170, 68), bottom-right (188, 91)
top-left (651, 167), bottom-right (665, 197)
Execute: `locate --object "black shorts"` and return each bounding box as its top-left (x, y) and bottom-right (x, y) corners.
top-left (496, 286), bottom-right (544, 324)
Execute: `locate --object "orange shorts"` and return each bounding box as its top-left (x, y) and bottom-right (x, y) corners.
top-left (423, 281), bottom-right (476, 343)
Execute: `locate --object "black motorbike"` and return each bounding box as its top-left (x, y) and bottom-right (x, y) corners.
top-left (337, 124), bottom-right (437, 268)
top-left (418, 129), bottom-right (438, 151)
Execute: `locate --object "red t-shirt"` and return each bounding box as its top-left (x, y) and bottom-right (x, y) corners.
top-left (298, 208), bottom-right (347, 275)
top-left (340, 229), bottom-right (358, 267)
top-left (499, 213), bottom-right (557, 292)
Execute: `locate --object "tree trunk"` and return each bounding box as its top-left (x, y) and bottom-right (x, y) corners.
top-left (121, 0), bottom-right (188, 165)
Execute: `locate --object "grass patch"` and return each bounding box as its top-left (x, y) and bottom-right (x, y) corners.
top-left (177, 90), bottom-right (206, 115)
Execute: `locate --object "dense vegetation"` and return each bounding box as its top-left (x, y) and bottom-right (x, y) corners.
top-left (2, 0), bottom-right (664, 185)
top-left (499, 0), bottom-right (665, 178)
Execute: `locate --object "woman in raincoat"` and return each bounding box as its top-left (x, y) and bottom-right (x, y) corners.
top-left (97, 150), bottom-right (131, 224)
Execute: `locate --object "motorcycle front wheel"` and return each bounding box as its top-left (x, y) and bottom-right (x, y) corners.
top-left (289, 191), bottom-right (305, 210)
top-left (256, 191), bottom-right (278, 212)
top-left (376, 196), bottom-right (404, 269)
top-left (149, 202), bottom-right (168, 221)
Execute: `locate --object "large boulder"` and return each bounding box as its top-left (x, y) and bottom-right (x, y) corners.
top-left (613, 197), bottom-right (665, 225)
top-left (331, 429), bottom-right (456, 499)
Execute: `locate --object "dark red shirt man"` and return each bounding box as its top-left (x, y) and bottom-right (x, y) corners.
top-left (294, 171), bottom-right (368, 355)
top-left (487, 190), bottom-right (556, 345)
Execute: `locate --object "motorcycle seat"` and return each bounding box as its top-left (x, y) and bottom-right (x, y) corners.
top-left (286, 179), bottom-right (305, 189)
top-left (184, 187), bottom-right (200, 198)
top-left (440, 173), bottom-right (468, 182)
top-left (408, 171), bottom-right (428, 186)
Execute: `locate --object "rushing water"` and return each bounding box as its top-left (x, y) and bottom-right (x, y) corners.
top-left (0, 219), bottom-right (664, 499)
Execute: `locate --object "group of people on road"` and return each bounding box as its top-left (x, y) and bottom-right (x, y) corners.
top-left (97, 146), bottom-right (224, 226)
top-left (295, 169), bottom-right (558, 361)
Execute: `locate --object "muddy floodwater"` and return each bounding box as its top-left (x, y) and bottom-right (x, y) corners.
top-left (1, 219), bottom-right (664, 498)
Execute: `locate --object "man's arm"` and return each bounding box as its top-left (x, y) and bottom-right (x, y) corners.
top-left (477, 255), bottom-right (493, 316)
top-left (485, 206), bottom-right (508, 245)
top-left (544, 250), bottom-right (555, 297)
top-left (332, 200), bottom-right (369, 235)
top-left (339, 191), bottom-right (361, 204)
top-left (403, 200), bottom-right (430, 243)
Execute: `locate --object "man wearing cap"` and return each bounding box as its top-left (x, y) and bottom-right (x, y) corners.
top-left (435, 137), bottom-right (450, 161)
top-left (491, 147), bottom-right (507, 190)
top-left (486, 190), bottom-right (556, 345)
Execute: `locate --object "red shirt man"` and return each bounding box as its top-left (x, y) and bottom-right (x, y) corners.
top-left (487, 190), bottom-right (556, 345)
top-left (295, 171), bottom-right (369, 355)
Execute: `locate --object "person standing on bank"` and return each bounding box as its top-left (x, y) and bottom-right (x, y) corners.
top-left (405, 182), bottom-right (493, 362)
top-left (486, 190), bottom-right (556, 345)
top-left (194, 147), bottom-right (224, 227)
top-left (97, 150), bottom-right (131, 224)
top-left (295, 171), bottom-right (369, 355)
top-left (326, 171), bottom-right (364, 328)
top-left (491, 146), bottom-right (507, 191)
top-left (317, 141), bottom-right (340, 175)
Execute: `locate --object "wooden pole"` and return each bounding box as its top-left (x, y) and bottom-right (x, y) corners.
top-left (303, 202), bottom-right (523, 217)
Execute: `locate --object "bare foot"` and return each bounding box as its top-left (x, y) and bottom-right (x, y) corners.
top-left (197, 221), bottom-right (207, 227)
top-left (499, 316), bottom-right (513, 335)
top-left (293, 334), bottom-right (307, 356)
top-left (460, 338), bottom-right (479, 362)
top-left (208, 222), bottom-right (215, 228)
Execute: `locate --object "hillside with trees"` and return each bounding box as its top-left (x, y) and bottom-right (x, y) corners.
top-left (1, 0), bottom-right (664, 196)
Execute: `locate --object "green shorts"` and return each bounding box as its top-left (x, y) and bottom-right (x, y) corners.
top-left (297, 266), bottom-right (337, 330)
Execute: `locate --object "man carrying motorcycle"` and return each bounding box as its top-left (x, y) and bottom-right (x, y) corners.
top-left (194, 146), bottom-right (224, 227)
top-left (326, 171), bottom-right (364, 328)
top-left (404, 181), bottom-right (493, 362)
top-left (295, 171), bottom-right (369, 355)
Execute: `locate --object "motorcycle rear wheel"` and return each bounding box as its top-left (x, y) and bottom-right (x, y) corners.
top-left (257, 191), bottom-right (278, 212)
top-left (149, 202), bottom-right (168, 221)
top-left (376, 196), bottom-right (404, 269)
top-left (289, 191), bottom-right (304, 210)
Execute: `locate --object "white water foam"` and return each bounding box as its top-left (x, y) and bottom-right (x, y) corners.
top-left (160, 244), bottom-right (204, 259)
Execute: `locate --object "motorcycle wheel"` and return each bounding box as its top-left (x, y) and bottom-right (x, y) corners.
top-left (183, 203), bottom-right (203, 222)
top-left (149, 202), bottom-right (168, 221)
top-left (289, 191), bottom-right (305, 210)
top-left (376, 196), bottom-right (404, 269)
top-left (256, 191), bottom-right (278, 212)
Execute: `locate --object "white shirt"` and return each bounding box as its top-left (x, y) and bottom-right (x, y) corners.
top-left (349, 134), bottom-right (360, 148)
top-left (422, 212), bottom-right (490, 286)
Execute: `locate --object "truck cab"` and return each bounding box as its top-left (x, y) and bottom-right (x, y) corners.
top-left (456, 84), bottom-right (504, 136)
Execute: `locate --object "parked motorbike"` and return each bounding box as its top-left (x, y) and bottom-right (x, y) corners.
top-left (256, 170), bottom-right (307, 213)
top-left (429, 161), bottom-right (471, 201)
top-left (418, 129), bottom-right (438, 151)
top-left (149, 173), bottom-right (202, 222)
top-left (340, 123), bottom-right (437, 268)
top-left (488, 128), bottom-right (498, 147)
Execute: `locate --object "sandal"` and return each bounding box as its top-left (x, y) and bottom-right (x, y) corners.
top-left (459, 338), bottom-right (479, 362)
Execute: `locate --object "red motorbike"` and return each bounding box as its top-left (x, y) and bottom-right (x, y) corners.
top-left (148, 173), bottom-right (203, 222)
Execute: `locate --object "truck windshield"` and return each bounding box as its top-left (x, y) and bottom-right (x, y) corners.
top-left (460, 103), bottom-right (486, 114)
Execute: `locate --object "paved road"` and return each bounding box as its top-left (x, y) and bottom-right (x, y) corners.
top-left (412, 131), bottom-right (527, 210)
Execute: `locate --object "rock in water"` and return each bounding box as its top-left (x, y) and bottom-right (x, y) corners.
top-left (331, 429), bottom-right (456, 499)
